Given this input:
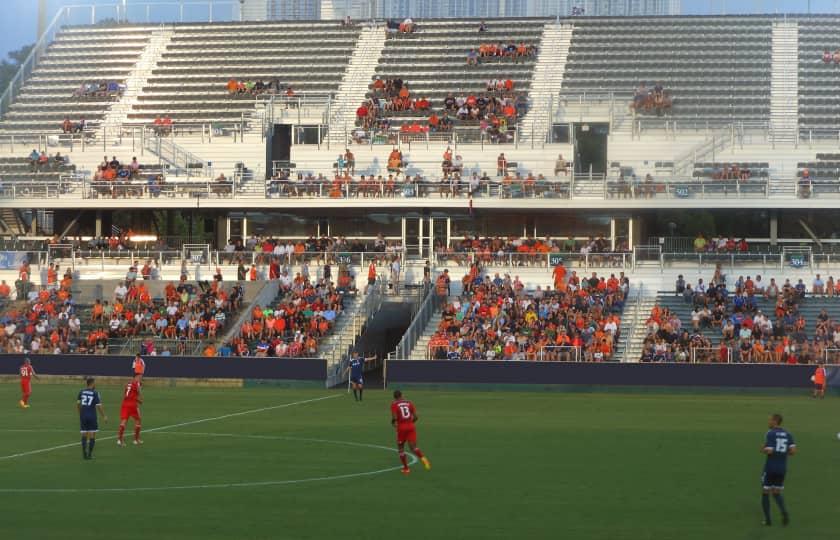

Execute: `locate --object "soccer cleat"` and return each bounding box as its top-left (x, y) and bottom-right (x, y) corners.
top-left (782, 514), bottom-right (790, 527)
top-left (117, 439), bottom-right (125, 447)
top-left (133, 439), bottom-right (143, 445)
top-left (421, 457), bottom-right (431, 470)
top-left (400, 467), bottom-right (411, 475)
top-left (18, 400), bottom-right (25, 408)
top-left (762, 520), bottom-right (772, 527)
top-left (23, 404), bottom-right (30, 409)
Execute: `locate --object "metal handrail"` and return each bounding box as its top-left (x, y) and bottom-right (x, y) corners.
top-left (394, 283), bottom-right (438, 360)
top-left (0, 8), bottom-right (66, 120)
top-left (621, 282), bottom-right (643, 363)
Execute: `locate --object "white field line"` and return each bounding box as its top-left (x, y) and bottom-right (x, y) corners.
top-left (0, 430), bottom-right (418, 493)
top-left (0, 394), bottom-right (339, 461)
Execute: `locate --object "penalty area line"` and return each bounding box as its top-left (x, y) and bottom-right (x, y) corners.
top-left (0, 394), bottom-right (340, 461)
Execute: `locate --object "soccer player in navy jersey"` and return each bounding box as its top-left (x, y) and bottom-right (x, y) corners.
top-left (345, 352), bottom-right (366, 402)
top-left (77, 378), bottom-right (107, 460)
top-left (761, 413), bottom-right (796, 526)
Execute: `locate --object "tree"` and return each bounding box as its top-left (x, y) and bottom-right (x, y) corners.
top-left (0, 43), bottom-right (35, 97)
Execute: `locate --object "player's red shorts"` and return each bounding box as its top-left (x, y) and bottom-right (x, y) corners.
top-left (397, 425), bottom-right (417, 445)
top-left (21, 381), bottom-right (31, 395)
top-left (120, 403), bottom-right (141, 421)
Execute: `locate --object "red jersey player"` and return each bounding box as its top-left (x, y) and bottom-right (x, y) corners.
top-left (390, 390), bottom-right (431, 474)
top-left (19, 358), bottom-right (38, 409)
top-left (117, 374), bottom-right (143, 446)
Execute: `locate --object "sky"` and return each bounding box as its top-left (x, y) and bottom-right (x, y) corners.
top-left (1, 0), bottom-right (840, 61)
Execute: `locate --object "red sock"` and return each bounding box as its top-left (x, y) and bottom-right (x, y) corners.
top-left (117, 425), bottom-right (125, 440)
top-left (399, 452), bottom-right (408, 467)
top-left (134, 425), bottom-right (141, 441)
top-left (22, 394), bottom-right (29, 404)
top-left (413, 448), bottom-right (425, 459)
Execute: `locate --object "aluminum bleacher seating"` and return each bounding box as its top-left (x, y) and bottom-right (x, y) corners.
top-left (368, 19), bottom-right (544, 141)
top-left (128, 21), bottom-right (361, 126)
top-left (797, 18), bottom-right (840, 134)
top-left (562, 17), bottom-right (773, 125)
top-left (0, 25), bottom-right (154, 135)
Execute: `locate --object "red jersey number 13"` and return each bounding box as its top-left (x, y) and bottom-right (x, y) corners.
top-left (398, 403), bottom-right (411, 419)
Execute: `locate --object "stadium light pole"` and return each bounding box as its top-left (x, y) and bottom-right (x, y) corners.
top-left (37, 0), bottom-right (47, 39)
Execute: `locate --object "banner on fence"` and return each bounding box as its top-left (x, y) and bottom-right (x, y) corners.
top-left (0, 252), bottom-right (28, 270)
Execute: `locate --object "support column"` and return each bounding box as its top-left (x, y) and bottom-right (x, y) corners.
top-left (428, 217), bottom-right (434, 258)
top-left (216, 216), bottom-right (228, 248)
top-left (629, 217), bottom-right (642, 249)
top-left (769, 212), bottom-right (779, 247)
top-left (446, 217), bottom-right (451, 250)
top-left (29, 210), bottom-right (37, 236)
top-left (610, 218), bottom-right (616, 251)
top-left (242, 215), bottom-right (248, 240)
top-left (95, 210), bottom-right (102, 238)
top-left (418, 218), bottom-right (424, 257)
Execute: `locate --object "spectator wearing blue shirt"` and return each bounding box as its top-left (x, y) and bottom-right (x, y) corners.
top-left (155, 317), bottom-right (168, 336)
top-left (794, 279), bottom-right (806, 299)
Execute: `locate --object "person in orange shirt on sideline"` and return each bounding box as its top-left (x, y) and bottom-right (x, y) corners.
top-left (249, 264), bottom-right (257, 281)
top-left (812, 363), bottom-right (827, 399)
top-left (132, 354), bottom-right (146, 379)
top-left (0, 280), bottom-right (10, 298)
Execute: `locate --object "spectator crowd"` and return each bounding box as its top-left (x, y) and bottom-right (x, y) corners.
top-left (426, 263), bottom-right (628, 361)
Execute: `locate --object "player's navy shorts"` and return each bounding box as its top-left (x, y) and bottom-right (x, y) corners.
top-left (351, 376), bottom-right (363, 385)
top-left (762, 470), bottom-right (785, 490)
top-left (80, 415), bottom-right (98, 433)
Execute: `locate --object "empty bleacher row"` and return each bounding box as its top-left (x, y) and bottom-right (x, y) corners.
top-left (797, 18), bottom-right (840, 133)
top-left (128, 21), bottom-right (361, 125)
top-left (0, 25), bottom-right (155, 135)
top-left (562, 17), bottom-right (773, 124)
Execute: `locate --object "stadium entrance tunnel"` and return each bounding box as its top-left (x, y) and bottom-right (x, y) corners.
top-left (353, 301), bottom-right (414, 387)
top-left (574, 122), bottom-right (609, 175)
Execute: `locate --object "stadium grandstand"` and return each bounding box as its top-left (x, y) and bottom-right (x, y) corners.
top-left (2, 2), bottom-right (840, 373)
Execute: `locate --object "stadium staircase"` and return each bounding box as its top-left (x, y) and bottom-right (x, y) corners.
top-left (100, 27), bottom-right (174, 133)
top-left (613, 284), bottom-right (656, 363)
top-left (326, 23), bottom-right (386, 146)
top-left (0, 208), bottom-right (27, 236)
top-left (408, 304), bottom-right (444, 361)
top-left (769, 21), bottom-right (798, 144)
top-left (519, 22), bottom-right (573, 144)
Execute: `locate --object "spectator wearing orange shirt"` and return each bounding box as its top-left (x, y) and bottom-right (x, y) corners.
top-left (812, 364), bottom-right (826, 398)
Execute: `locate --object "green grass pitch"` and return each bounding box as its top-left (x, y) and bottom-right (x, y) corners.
top-left (0, 382), bottom-right (837, 540)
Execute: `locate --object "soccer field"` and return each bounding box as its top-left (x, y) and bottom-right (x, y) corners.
top-left (0, 382), bottom-right (837, 540)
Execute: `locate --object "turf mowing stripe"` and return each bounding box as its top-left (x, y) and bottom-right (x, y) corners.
top-left (0, 394), bottom-right (340, 461)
